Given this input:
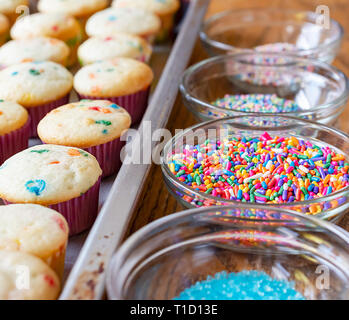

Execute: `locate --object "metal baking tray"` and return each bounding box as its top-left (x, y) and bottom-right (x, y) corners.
top-left (57, 0), bottom-right (210, 300)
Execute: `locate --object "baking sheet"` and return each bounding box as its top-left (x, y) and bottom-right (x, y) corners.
top-left (59, 0), bottom-right (210, 300)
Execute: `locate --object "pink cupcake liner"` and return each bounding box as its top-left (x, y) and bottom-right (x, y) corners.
top-left (85, 138), bottom-right (125, 178)
top-left (28, 94), bottom-right (70, 137)
top-left (78, 87), bottom-right (150, 125)
top-left (0, 117), bottom-right (30, 165)
top-left (3, 177), bottom-right (101, 236)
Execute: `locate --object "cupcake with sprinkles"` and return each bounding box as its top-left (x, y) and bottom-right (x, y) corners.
top-left (0, 37), bottom-right (70, 68)
top-left (38, 100), bottom-right (131, 177)
top-left (0, 61), bottom-right (73, 137)
top-left (11, 12), bottom-right (82, 66)
top-left (0, 250), bottom-right (60, 300)
top-left (86, 7), bottom-right (161, 43)
top-left (74, 58), bottom-right (154, 124)
top-left (37, 0), bottom-right (108, 39)
top-left (0, 204), bottom-right (68, 280)
top-left (166, 132), bottom-right (349, 214)
top-left (0, 13), bottom-right (9, 46)
top-left (112, 0), bottom-right (180, 42)
top-left (0, 100), bottom-right (30, 164)
top-left (78, 34), bottom-right (153, 66)
top-left (0, 0), bottom-right (28, 25)
top-left (0, 144), bottom-right (102, 235)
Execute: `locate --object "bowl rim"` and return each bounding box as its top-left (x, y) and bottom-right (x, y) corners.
top-left (179, 52), bottom-right (349, 116)
top-left (160, 114), bottom-right (349, 219)
top-left (106, 204), bottom-right (349, 299)
top-left (199, 7), bottom-right (344, 56)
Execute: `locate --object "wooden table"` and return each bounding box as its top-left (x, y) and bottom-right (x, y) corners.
top-left (125, 0), bottom-right (349, 239)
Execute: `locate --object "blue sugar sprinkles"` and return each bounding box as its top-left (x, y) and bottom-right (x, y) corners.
top-left (174, 271), bottom-right (305, 300)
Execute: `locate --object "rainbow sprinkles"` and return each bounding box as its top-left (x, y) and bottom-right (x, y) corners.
top-left (167, 133), bottom-right (349, 211)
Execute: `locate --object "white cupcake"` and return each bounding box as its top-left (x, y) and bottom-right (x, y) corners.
top-left (0, 204), bottom-right (68, 279)
top-left (0, 250), bottom-right (60, 300)
top-left (0, 37), bottom-right (70, 68)
top-left (86, 7), bottom-right (161, 43)
top-left (78, 33), bottom-right (152, 65)
top-left (0, 144), bottom-right (102, 235)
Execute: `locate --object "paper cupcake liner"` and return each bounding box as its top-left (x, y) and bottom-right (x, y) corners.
top-left (139, 55), bottom-right (151, 64)
top-left (142, 34), bottom-right (156, 44)
top-left (3, 177), bottom-right (101, 236)
top-left (28, 94), bottom-right (70, 137)
top-left (78, 87), bottom-right (150, 124)
top-left (85, 138), bottom-right (125, 178)
top-left (0, 117), bottom-right (30, 164)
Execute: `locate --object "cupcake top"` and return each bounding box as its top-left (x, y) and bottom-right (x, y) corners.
top-left (38, 0), bottom-right (108, 18)
top-left (74, 58), bottom-right (154, 97)
top-left (112, 0), bottom-right (180, 15)
top-left (0, 37), bottom-right (70, 68)
top-left (78, 34), bottom-right (152, 65)
top-left (0, 250), bottom-right (60, 300)
top-left (38, 100), bottom-right (131, 148)
top-left (0, 61), bottom-right (73, 107)
top-left (0, 0), bottom-right (28, 15)
top-left (0, 204), bottom-right (68, 259)
top-left (11, 12), bottom-right (81, 42)
top-left (0, 13), bottom-right (9, 34)
top-left (86, 7), bottom-right (161, 38)
top-left (0, 144), bottom-right (102, 205)
top-left (0, 100), bottom-right (28, 135)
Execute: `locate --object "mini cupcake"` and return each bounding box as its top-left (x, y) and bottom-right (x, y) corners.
top-left (38, 0), bottom-right (108, 38)
top-left (78, 33), bottom-right (153, 66)
top-left (0, 61), bottom-right (73, 137)
top-left (0, 13), bottom-right (9, 45)
top-left (74, 58), bottom-right (153, 124)
top-left (86, 7), bottom-right (161, 43)
top-left (38, 100), bottom-right (131, 177)
top-left (0, 144), bottom-right (102, 235)
top-left (0, 0), bottom-right (28, 25)
top-left (0, 204), bottom-right (68, 279)
top-left (11, 12), bottom-right (82, 66)
top-left (0, 100), bottom-right (29, 164)
top-left (0, 250), bottom-right (60, 300)
top-left (112, 0), bottom-right (180, 42)
top-left (0, 37), bottom-right (70, 68)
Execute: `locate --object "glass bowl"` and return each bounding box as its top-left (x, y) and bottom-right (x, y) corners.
top-left (107, 205), bottom-right (349, 300)
top-left (179, 53), bottom-right (349, 124)
top-left (200, 8), bottom-right (344, 63)
top-left (160, 115), bottom-right (349, 223)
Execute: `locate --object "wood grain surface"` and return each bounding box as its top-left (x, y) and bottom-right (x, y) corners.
top-left (125, 0), bottom-right (349, 240)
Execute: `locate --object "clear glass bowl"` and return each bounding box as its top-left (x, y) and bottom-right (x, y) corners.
top-left (160, 115), bottom-right (349, 223)
top-left (180, 53), bottom-right (349, 124)
top-left (200, 8), bottom-right (344, 63)
top-left (107, 205), bottom-right (349, 300)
